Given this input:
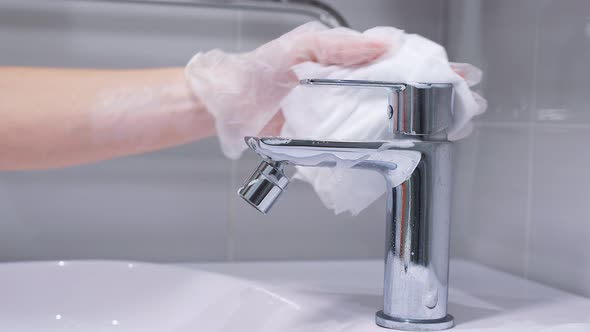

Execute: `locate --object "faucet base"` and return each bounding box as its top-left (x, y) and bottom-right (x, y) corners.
top-left (375, 311), bottom-right (454, 331)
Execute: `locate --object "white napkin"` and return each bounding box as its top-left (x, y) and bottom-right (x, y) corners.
top-left (280, 26), bottom-right (486, 215)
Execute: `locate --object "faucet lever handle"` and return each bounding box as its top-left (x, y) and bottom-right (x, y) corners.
top-left (300, 78), bottom-right (454, 140)
top-left (300, 79), bottom-right (407, 91)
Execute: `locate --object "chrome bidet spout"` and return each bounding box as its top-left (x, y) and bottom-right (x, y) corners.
top-left (238, 79), bottom-right (456, 331)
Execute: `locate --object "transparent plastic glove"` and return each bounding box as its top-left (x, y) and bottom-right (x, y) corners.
top-left (185, 22), bottom-right (388, 159)
top-left (279, 27), bottom-right (488, 215)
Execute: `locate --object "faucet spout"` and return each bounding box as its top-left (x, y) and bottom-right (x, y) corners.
top-left (238, 136), bottom-right (419, 215)
top-left (245, 136), bottom-right (420, 168)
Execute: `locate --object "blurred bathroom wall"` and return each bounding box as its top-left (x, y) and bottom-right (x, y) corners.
top-left (0, 0), bottom-right (444, 262)
top-left (1, 0), bottom-right (589, 299)
top-left (0, 0), bottom-right (244, 262)
top-left (447, 0), bottom-right (590, 297)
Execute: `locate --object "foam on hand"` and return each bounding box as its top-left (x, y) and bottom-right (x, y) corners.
top-left (279, 26), bottom-right (487, 215)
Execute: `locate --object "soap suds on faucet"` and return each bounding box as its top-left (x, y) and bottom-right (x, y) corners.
top-left (279, 26), bottom-right (487, 215)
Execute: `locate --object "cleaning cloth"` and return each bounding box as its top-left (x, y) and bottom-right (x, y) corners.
top-left (279, 26), bottom-right (487, 215)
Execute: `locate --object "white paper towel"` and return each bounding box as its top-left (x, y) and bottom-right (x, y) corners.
top-left (280, 26), bottom-right (487, 215)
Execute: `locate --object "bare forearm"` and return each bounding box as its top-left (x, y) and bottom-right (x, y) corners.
top-left (0, 67), bottom-right (214, 170)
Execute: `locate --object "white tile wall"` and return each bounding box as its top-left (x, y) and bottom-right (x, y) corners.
top-left (0, 144), bottom-right (232, 261)
top-left (0, 0), bottom-right (240, 261)
top-left (529, 126), bottom-right (590, 296)
top-left (323, 0), bottom-right (446, 42)
top-left (448, 0), bottom-right (590, 297)
top-left (525, 1), bottom-right (590, 297)
top-left (451, 125), bottom-right (531, 276)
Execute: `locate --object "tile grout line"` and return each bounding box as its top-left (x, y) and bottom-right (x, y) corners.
top-left (439, 0), bottom-right (448, 48)
top-left (225, 10), bottom-right (244, 262)
top-left (523, 3), bottom-right (543, 280)
top-left (474, 121), bottom-right (590, 130)
top-left (523, 121), bottom-right (534, 280)
top-left (227, 160), bottom-right (237, 262)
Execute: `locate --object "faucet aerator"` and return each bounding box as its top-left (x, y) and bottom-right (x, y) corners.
top-left (238, 160), bottom-right (289, 214)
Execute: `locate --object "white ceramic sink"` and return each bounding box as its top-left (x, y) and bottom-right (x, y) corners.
top-left (0, 261), bottom-right (306, 332)
top-left (1, 259), bottom-right (590, 332)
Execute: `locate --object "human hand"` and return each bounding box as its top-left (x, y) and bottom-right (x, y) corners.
top-left (185, 22), bottom-right (388, 159)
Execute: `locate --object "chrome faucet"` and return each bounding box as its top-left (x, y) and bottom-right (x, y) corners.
top-left (238, 79), bottom-right (455, 331)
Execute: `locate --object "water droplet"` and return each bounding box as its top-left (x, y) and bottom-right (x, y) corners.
top-left (425, 288), bottom-right (438, 309)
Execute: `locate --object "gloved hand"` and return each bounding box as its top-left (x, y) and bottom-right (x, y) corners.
top-left (276, 26), bottom-right (487, 215)
top-left (185, 22), bottom-right (388, 159)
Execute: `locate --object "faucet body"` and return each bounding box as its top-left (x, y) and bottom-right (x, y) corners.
top-left (379, 141), bottom-right (453, 329)
top-left (238, 80), bottom-right (456, 330)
